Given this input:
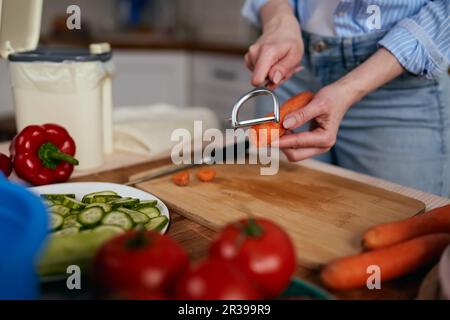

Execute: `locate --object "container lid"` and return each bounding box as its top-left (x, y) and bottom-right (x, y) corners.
top-left (0, 0), bottom-right (43, 59)
top-left (8, 47), bottom-right (113, 63)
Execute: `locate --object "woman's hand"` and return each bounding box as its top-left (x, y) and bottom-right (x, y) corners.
top-left (278, 48), bottom-right (405, 162)
top-left (245, 0), bottom-right (303, 89)
top-left (278, 84), bottom-right (353, 161)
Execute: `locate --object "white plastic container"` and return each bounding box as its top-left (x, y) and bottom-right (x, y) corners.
top-left (0, 0), bottom-right (114, 170)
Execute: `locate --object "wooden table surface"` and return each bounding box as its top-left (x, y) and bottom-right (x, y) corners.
top-left (70, 157), bottom-right (449, 300)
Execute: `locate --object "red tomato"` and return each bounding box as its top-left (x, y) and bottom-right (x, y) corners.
top-left (175, 259), bottom-right (261, 300)
top-left (209, 218), bottom-right (296, 298)
top-left (93, 230), bottom-right (189, 296)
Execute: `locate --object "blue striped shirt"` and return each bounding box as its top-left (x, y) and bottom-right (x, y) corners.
top-left (242, 0), bottom-right (450, 79)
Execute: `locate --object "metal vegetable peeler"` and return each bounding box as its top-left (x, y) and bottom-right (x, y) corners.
top-left (230, 80), bottom-right (280, 129)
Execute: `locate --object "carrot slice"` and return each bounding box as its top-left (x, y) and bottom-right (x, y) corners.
top-left (172, 170), bottom-right (190, 186)
top-left (362, 204), bottom-right (450, 250)
top-left (250, 91), bottom-right (314, 147)
top-left (321, 234), bottom-right (450, 290)
top-left (196, 167), bottom-right (216, 182)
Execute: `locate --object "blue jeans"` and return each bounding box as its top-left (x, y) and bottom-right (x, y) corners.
top-left (256, 31), bottom-right (450, 196)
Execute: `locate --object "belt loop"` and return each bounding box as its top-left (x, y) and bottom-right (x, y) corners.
top-left (342, 37), bottom-right (355, 69)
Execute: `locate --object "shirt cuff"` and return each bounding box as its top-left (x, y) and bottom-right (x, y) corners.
top-left (241, 0), bottom-right (270, 26)
top-left (379, 18), bottom-right (449, 79)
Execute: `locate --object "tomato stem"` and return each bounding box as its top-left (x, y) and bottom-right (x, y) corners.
top-left (243, 218), bottom-right (264, 238)
top-left (126, 225), bottom-right (149, 249)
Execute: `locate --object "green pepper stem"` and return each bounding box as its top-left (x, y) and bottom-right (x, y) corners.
top-left (38, 142), bottom-right (79, 170)
top-left (47, 150), bottom-right (79, 165)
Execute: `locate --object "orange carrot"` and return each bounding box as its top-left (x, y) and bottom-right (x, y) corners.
top-left (196, 167), bottom-right (216, 182)
top-left (362, 204), bottom-right (450, 250)
top-left (321, 234), bottom-right (450, 290)
top-left (172, 170), bottom-right (190, 186)
top-left (249, 91), bottom-right (314, 147)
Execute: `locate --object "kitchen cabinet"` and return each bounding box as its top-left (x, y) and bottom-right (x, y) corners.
top-left (192, 53), bottom-right (256, 126)
top-left (0, 60), bottom-right (14, 117)
top-left (112, 50), bottom-right (190, 108)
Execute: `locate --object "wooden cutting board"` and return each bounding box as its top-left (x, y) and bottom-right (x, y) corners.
top-left (137, 162), bottom-right (425, 269)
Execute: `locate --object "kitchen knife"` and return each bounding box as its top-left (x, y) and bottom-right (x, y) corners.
top-left (125, 140), bottom-right (249, 186)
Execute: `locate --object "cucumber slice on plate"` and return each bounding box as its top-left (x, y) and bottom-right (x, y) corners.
top-left (145, 216), bottom-right (169, 232)
top-left (53, 226), bottom-right (80, 236)
top-left (117, 207), bottom-right (149, 224)
top-left (102, 211), bottom-right (134, 230)
top-left (82, 191), bottom-right (118, 203)
top-left (87, 195), bottom-right (121, 204)
top-left (50, 213), bottom-right (64, 231)
top-left (62, 196), bottom-right (86, 210)
top-left (62, 215), bottom-right (82, 229)
top-left (49, 204), bottom-right (71, 217)
top-left (108, 197), bottom-right (140, 207)
top-left (138, 206), bottom-right (160, 219)
top-left (133, 200), bottom-right (158, 209)
top-left (86, 202), bottom-right (112, 213)
top-left (77, 207), bottom-right (104, 227)
top-left (94, 225), bottom-right (125, 234)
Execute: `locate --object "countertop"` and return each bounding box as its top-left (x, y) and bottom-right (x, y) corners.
top-left (40, 34), bottom-right (249, 55)
top-left (2, 140), bottom-right (449, 299)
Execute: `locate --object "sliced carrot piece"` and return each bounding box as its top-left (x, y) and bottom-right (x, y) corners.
top-left (172, 170), bottom-right (190, 186)
top-left (196, 167), bottom-right (216, 182)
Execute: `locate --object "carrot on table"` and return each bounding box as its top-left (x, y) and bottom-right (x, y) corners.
top-left (320, 234), bottom-right (450, 290)
top-left (249, 91), bottom-right (314, 147)
top-left (362, 204), bottom-right (450, 250)
top-left (172, 170), bottom-right (190, 186)
top-left (196, 167), bottom-right (216, 182)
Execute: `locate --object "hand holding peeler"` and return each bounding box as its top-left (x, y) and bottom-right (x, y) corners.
top-left (230, 80), bottom-right (280, 129)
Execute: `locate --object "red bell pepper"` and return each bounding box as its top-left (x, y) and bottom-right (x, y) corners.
top-left (0, 152), bottom-right (12, 177)
top-left (10, 124), bottom-right (79, 186)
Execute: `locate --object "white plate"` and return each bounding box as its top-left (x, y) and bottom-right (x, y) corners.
top-left (29, 182), bottom-right (170, 234)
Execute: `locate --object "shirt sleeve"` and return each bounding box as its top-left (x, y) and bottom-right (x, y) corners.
top-left (378, 0), bottom-right (450, 79)
top-left (241, 0), bottom-right (295, 26)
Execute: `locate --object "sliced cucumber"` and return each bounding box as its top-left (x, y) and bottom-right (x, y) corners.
top-left (138, 206), bottom-right (160, 219)
top-left (133, 199), bottom-right (158, 209)
top-left (77, 207), bottom-right (104, 227)
top-left (85, 195), bottom-right (121, 204)
top-left (86, 202), bottom-right (112, 213)
top-left (62, 196), bottom-right (86, 210)
top-left (82, 191), bottom-right (118, 203)
top-left (117, 207), bottom-right (149, 224)
top-left (62, 215), bottom-right (82, 229)
top-left (94, 225), bottom-right (125, 234)
top-left (102, 211), bottom-right (134, 230)
top-left (41, 194), bottom-right (75, 200)
top-left (49, 205), bottom-right (71, 217)
top-left (50, 213), bottom-right (64, 231)
top-left (53, 227), bottom-right (80, 236)
top-left (145, 216), bottom-right (168, 232)
top-left (108, 197), bottom-right (140, 207)
top-left (42, 199), bottom-right (54, 207)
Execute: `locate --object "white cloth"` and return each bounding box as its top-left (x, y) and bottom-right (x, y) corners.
top-left (300, 0), bottom-right (340, 37)
top-left (113, 104), bottom-right (220, 156)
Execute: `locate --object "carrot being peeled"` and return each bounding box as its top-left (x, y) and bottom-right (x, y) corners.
top-left (362, 204), bottom-right (450, 250)
top-left (321, 233), bottom-right (450, 290)
top-left (249, 91), bottom-right (314, 147)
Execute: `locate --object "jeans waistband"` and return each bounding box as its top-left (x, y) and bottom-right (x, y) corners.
top-left (302, 30), bottom-right (389, 69)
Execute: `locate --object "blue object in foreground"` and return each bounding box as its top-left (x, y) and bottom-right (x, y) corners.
top-left (0, 175), bottom-right (48, 299)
